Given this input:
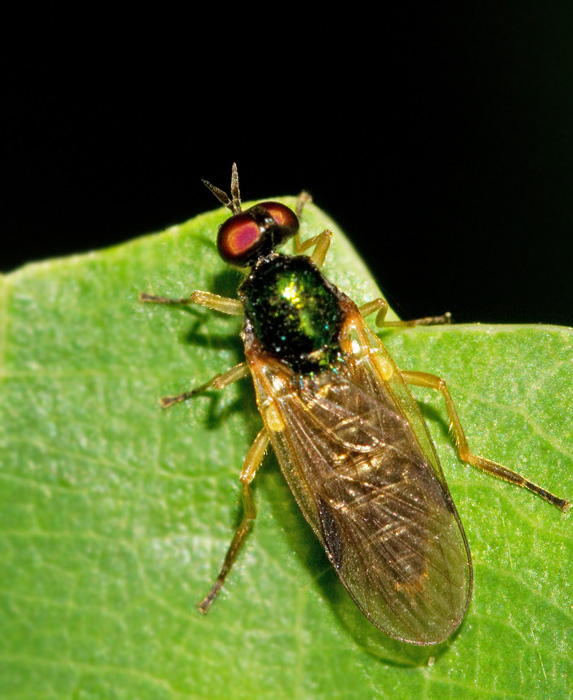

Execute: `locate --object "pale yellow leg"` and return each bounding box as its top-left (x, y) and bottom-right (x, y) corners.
top-left (295, 190), bottom-right (313, 219)
top-left (140, 290), bottom-right (243, 316)
top-left (359, 297), bottom-right (451, 328)
top-left (159, 362), bottom-right (249, 408)
top-left (198, 428), bottom-right (270, 613)
top-left (293, 229), bottom-right (333, 269)
top-left (141, 289), bottom-right (247, 405)
top-left (401, 369), bottom-right (571, 513)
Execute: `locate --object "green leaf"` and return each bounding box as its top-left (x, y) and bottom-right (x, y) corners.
top-left (1, 200), bottom-right (571, 700)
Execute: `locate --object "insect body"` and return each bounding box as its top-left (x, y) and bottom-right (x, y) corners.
top-left (141, 164), bottom-right (570, 645)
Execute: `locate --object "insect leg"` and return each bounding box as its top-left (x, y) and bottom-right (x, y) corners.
top-left (159, 362), bottom-right (249, 408)
top-left (401, 370), bottom-right (571, 513)
top-left (140, 290), bottom-right (243, 316)
top-left (360, 297), bottom-right (452, 328)
top-left (295, 190), bottom-right (313, 219)
top-left (198, 428), bottom-right (270, 613)
top-left (293, 229), bottom-right (333, 269)
top-left (292, 190), bottom-right (331, 268)
top-left (141, 289), bottom-right (246, 405)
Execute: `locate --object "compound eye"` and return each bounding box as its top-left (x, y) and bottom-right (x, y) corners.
top-left (261, 202), bottom-right (299, 236)
top-left (217, 201), bottom-right (300, 267)
top-left (217, 212), bottom-right (262, 266)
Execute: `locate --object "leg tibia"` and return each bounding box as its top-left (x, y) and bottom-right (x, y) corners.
top-left (401, 370), bottom-right (570, 512)
top-left (293, 229), bottom-right (332, 269)
top-left (140, 289), bottom-right (243, 316)
top-left (359, 297), bottom-right (451, 328)
top-left (160, 362), bottom-right (249, 408)
top-left (198, 429), bottom-right (270, 613)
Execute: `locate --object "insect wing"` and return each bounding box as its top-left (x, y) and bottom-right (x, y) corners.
top-left (247, 313), bottom-right (472, 645)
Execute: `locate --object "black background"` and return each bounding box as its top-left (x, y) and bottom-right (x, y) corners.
top-left (3, 7), bottom-right (573, 325)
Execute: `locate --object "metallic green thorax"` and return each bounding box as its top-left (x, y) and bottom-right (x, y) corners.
top-left (240, 255), bottom-right (345, 373)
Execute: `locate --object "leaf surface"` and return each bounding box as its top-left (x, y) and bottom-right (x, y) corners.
top-left (1, 201), bottom-right (571, 699)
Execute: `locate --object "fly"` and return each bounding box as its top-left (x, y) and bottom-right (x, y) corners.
top-left (140, 164), bottom-right (570, 645)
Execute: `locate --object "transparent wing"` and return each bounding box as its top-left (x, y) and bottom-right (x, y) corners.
top-left (248, 322), bottom-right (472, 645)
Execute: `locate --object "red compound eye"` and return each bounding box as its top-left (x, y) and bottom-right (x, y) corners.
top-left (262, 202), bottom-right (299, 232)
top-left (217, 212), bottom-right (262, 265)
top-left (217, 202), bottom-right (299, 267)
